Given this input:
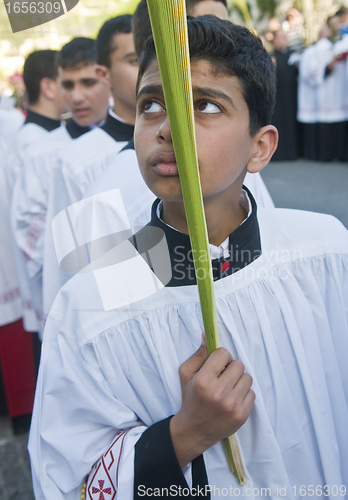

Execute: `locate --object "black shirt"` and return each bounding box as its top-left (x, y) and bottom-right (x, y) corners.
top-left (101, 111), bottom-right (134, 142)
top-left (24, 110), bottom-right (61, 131)
top-left (131, 186), bottom-right (261, 287)
top-left (65, 119), bottom-right (91, 138)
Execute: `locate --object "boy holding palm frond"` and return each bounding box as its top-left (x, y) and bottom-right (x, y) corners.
top-left (29, 16), bottom-right (348, 500)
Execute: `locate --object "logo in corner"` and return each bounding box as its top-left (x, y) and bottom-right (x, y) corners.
top-left (3, 0), bottom-right (79, 33)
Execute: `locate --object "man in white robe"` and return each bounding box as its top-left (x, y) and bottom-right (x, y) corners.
top-left (0, 50), bottom-right (65, 433)
top-left (29, 18), bottom-right (348, 500)
top-left (297, 24), bottom-right (348, 161)
top-left (0, 111), bottom-right (24, 326)
top-left (5, 50), bottom-right (66, 335)
top-left (5, 50), bottom-right (66, 196)
top-left (10, 37), bottom-right (110, 337)
top-left (0, 121), bottom-right (23, 372)
top-left (41, 15), bottom-right (140, 320)
top-left (42, 3), bottom-right (274, 321)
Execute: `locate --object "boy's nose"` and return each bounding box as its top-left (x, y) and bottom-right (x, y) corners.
top-left (72, 88), bottom-right (85, 104)
top-left (156, 116), bottom-right (172, 143)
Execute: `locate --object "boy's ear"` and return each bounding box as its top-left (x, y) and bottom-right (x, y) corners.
top-left (95, 64), bottom-right (110, 84)
top-left (40, 77), bottom-right (57, 101)
top-left (246, 125), bottom-right (278, 174)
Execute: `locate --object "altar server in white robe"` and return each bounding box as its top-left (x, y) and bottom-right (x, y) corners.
top-left (10, 37), bottom-right (110, 337)
top-left (29, 18), bottom-right (348, 500)
top-left (5, 50), bottom-right (65, 330)
top-left (5, 50), bottom-right (66, 195)
top-left (43, 141), bottom-right (155, 318)
top-left (316, 17), bottom-right (348, 161)
top-left (298, 23), bottom-right (348, 161)
top-left (0, 105), bottom-right (24, 328)
top-left (5, 50), bottom-right (66, 336)
top-left (42, 6), bottom-right (274, 323)
top-left (0, 125), bottom-right (23, 330)
top-left (0, 113), bottom-right (35, 436)
top-left (41, 15), bottom-right (139, 319)
top-left (0, 50), bottom-right (65, 433)
top-left (297, 30), bottom-right (322, 160)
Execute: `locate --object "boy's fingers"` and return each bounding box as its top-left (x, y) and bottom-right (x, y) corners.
top-left (221, 362), bottom-right (249, 387)
top-left (204, 348), bottom-right (235, 378)
top-left (243, 389), bottom-right (256, 414)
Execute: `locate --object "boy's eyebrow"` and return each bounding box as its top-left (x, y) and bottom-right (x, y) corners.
top-left (136, 84), bottom-right (164, 101)
top-left (137, 84), bottom-right (235, 108)
top-left (192, 87), bottom-right (236, 108)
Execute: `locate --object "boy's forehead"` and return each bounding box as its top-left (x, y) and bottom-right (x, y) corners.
top-left (110, 31), bottom-right (135, 56)
top-left (139, 58), bottom-right (222, 91)
top-left (137, 59), bottom-right (161, 90)
top-left (58, 63), bottom-right (97, 79)
top-left (137, 58), bottom-right (243, 100)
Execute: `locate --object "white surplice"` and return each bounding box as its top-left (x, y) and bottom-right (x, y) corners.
top-left (10, 125), bottom-right (72, 336)
top-left (29, 206), bottom-right (348, 500)
top-left (298, 37), bottom-right (348, 124)
top-left (0, 107), bottom-right (24, 133)
top-left (42, 140), bottom-right (149, 321)
top-left (42, 142), bottom-right (274, 322)
top-left (0, 128), bottom-right (22, 325)
top-left (5, 122), bottom-right (55, 332)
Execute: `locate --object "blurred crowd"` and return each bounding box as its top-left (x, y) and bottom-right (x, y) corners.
top-left (264, 6), bottom-right (348, 162)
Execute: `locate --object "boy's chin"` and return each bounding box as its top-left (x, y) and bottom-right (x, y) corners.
top-left (147, 178), bottom-right (184, 203)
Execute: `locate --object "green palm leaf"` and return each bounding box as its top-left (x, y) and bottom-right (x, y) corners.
top-left (147, 0), bottom-right (246, 485)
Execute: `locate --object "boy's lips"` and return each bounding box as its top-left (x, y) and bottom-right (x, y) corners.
top-left (151, 152), bottom-right (178, 176)
top-left (74, 108), bottom-right (89, 117)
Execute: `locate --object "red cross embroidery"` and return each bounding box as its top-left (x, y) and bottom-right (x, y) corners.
top-left (92, 480), bottom-right (112, 500)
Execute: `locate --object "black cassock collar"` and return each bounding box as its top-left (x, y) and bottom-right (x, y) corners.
top-left (65, 119), bottom-right (90, 138)
top-left (101, 111), bottom-right (134, 142)
top-left (131, 186), bottom-right (261, 287)
top-left (24, 109), bottom-right (61, 131)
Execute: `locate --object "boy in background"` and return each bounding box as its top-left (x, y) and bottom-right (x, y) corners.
top-left (41, 15), bottom-right (140, 321)
top-left (0, 50), bottom-right (66, 434)
top-left (11, 37), bottom-right (110, 338)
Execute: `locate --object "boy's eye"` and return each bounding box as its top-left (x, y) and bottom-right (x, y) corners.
top-left (82, 79), bottom-right (98, 87)
top-left (143, 101), bottom-right (164, 114)
top-left (196, 101), bottom-right (221, 114)
top-left (61, 81), bottom-right (74, 90)
top-left (129, 58), bottom-right (139, 66)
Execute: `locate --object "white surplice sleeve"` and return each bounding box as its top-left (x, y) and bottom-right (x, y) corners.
top-left (4, 124), bottom-right (51, 331)
top-left (29, 311), bottom-right (145, 500)
top-left (42, 146), bottom-right (154, 321)
top-left (29, 310), bottom-right (199, 500)
top-left (0, 133), bottom-right (22, 325)
top-left (11, 130), bottom-right (70, 280)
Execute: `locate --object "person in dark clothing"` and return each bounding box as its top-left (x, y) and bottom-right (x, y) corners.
top-left (271, 29), bottom-right (299, 161)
